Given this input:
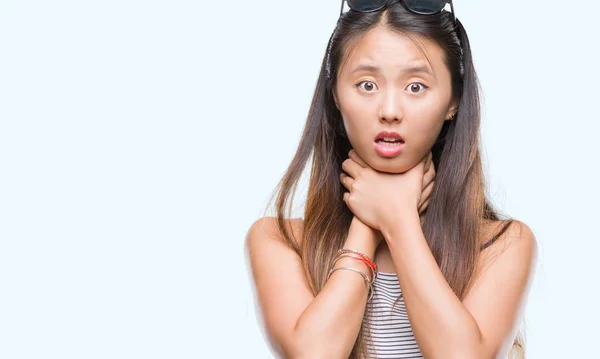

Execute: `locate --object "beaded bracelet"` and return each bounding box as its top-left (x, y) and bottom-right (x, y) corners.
top-left (327, 266), bottom-right (374, 302)
top-left (332, 253), bottom-right (376, 281)
top-left (337, 248), bottom-right (377, 270)
top-left (336, 248), bottom-right (378, 280)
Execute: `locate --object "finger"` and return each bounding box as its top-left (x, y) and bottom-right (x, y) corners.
top-left (348, 149), bottom-right (368, 168)
top-left (422, 151), bottom-right (430, 164)
top-left (422, 162), bottom-right (436, 188)
top-left (342, 158), bottom-right (363, 178)
top-left (425, 151), bottom-right (433, 169)
top-left (418, 199), bottom-right (429, 214)
top-left (418, 179), bottom-right (434, 209)
top-left (343, 192), bottom-right (350, 207)
top-left (422, 178), bottom-right (434, 199)
top-left (339, 173), bottom-right (355, 191)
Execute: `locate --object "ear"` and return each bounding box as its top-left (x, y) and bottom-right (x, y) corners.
top-left (445, 98), bottom-right (459, 121)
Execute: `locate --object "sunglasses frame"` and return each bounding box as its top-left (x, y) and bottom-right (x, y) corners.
top-left (339, 0), bottom-right (456, 24)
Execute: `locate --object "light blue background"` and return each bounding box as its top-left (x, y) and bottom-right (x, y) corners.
top-left (0, 0), bottom-right (598, 358)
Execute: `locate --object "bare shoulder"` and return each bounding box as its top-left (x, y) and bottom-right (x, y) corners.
top-left (465, 220), bottom-right (539, 357)
top-left (244, 216), bottom-right (312, 357)
top-left (482, 219), bottom-right (537, 249)
top-left (478, 219), bottom-right (538, 272)
top-left (245, 216), bottom-right (305, 250)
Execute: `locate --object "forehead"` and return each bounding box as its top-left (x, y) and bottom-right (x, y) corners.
top-left (339, 26), bottom-right (448, 80)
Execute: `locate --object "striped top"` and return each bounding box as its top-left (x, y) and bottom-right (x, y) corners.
top-left (360, 228), bottom-right (507, 358)
top-left (362, 271), bottom-right (423, 358)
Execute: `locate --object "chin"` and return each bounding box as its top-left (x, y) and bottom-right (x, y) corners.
top-left (368, 155), bottom-right (413, 174)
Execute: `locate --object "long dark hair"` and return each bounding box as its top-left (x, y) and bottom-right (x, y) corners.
top-left (265, 2), bottom-right (524, 357)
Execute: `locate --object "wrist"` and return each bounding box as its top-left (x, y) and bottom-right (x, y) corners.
top-left (332, 256), bottom-right (374, 281)
top-left (381, 210), bottom-right (421, 243)
top-left (345, 217), bottom-right (380, 257)
top-left (351, 216), bottom-right (382, 242)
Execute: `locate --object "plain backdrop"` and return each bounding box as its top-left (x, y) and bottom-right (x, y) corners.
top-left (1, 0), bottom-right (599, 358)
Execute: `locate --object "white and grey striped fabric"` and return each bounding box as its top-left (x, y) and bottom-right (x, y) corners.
top-left (362, 272), bottom-right (423, 358)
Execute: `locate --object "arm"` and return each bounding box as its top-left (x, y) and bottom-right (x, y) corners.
top-left (381, 213), bottom-right (537, 359)
top-left (245, 216), bottom-right (381, 359)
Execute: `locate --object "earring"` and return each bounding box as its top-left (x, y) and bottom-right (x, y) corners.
top-left (447, 112), bottom-right (456, 120)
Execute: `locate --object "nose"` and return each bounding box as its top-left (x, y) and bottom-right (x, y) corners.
top-left (378, 88), bottom-right (403, 123)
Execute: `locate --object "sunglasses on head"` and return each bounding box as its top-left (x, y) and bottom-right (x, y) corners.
top-left (339, 0), bottom-right (456, 24)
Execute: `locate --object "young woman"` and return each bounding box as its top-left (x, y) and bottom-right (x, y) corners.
top-left (246, 1), bottom-right (538, 358)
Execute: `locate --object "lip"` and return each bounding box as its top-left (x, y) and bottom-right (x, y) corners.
top-left (373, 131), bottom-right (405, 157)
top-left (374, 131), bottom-right (405, 142)
top-left (373, 141), bottom-right (405, 157)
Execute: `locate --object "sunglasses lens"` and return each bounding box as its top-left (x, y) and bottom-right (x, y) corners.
top-left (347, 0), bottom-right (387, 12)
top-left (403, 0), bottom-right (446, 13)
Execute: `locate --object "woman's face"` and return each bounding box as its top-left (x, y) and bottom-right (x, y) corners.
top-left (334, 26), bottom-right (458, 173)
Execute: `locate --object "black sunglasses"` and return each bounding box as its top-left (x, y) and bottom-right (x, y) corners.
top-left (339, 0), bottom-right (456, 24)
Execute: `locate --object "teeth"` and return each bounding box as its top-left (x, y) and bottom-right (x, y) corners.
top-left (378, 141), bottom-right (402, 147)
top-left (378, 137), bottom-right (402, 143)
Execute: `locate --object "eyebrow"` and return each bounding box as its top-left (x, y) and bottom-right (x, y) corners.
top-left (350, 63), bottom-right (433, 76)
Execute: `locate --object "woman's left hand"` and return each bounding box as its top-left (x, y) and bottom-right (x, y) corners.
top-left (340, 149), bottom-right (436, 232)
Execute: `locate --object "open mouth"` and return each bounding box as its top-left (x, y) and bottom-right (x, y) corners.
top-left (374, 138), bottom-right (405, 145)
top-left (373, 131), bottom-right (405, 157)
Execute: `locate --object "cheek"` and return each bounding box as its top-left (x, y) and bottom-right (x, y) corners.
top-left (340, 107), bottom-right (372, 147)
top-left (413, 117), bottom-right (445, 142)
top-left (395, 111), bottom-right (445, 169)
top-left (407, 104), bottom-right (446, 141)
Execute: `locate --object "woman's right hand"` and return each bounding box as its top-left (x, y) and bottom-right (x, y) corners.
top-left (350, 168), bottom-right (433, 245)
top-left (349, 152), bottom-right (434, 242)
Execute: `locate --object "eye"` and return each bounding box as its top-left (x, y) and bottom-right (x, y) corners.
top-left (406, 82), bottom-right (428, 94)
top-left (356, 81), bottom-right (378, 93)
